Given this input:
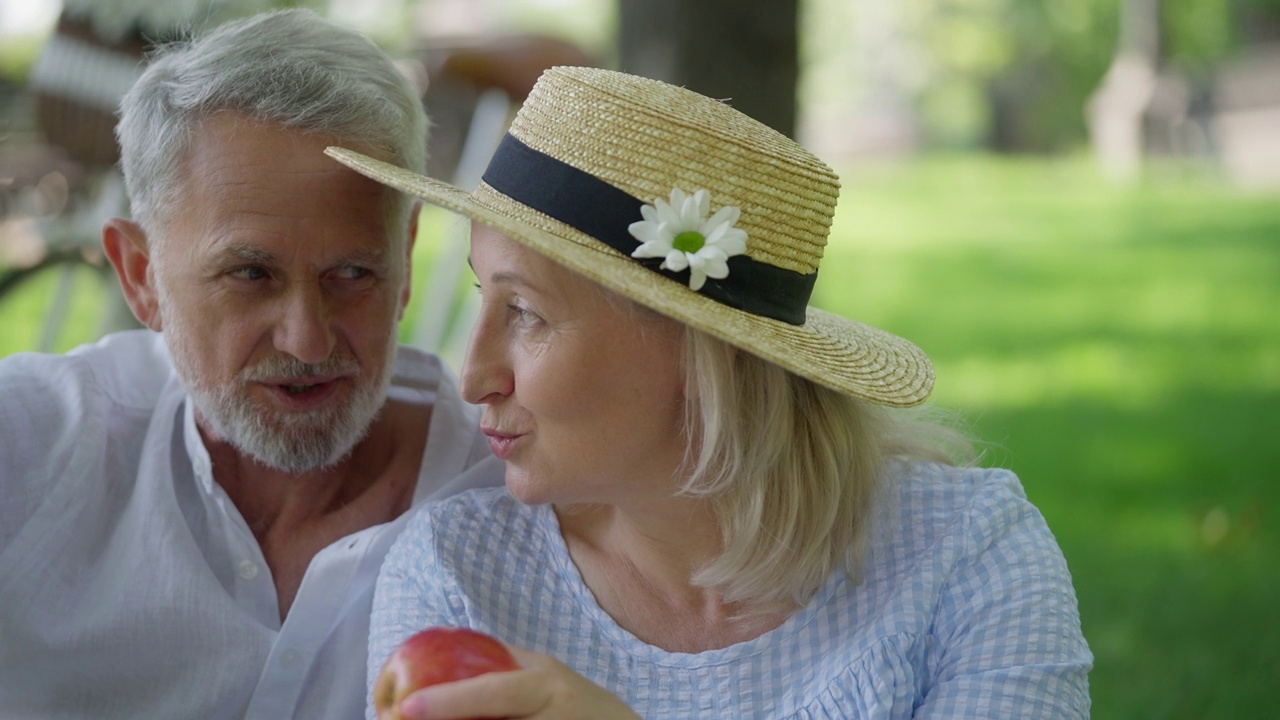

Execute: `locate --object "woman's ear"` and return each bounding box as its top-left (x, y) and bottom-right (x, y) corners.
top-left (102, 218), bottom-right (162, 331)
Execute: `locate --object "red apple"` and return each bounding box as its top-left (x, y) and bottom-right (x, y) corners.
top-left (373, 627), bottom-right (519, 719)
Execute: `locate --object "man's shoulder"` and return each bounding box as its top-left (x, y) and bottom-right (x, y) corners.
top-left (388, 344), bottom-right (444, 389)
top-left (0, 331), bottom-right (175, 547)
top-left (392, 345), bottom-right (499, 500)
top-left (0, 330), bottom-right (175, 413)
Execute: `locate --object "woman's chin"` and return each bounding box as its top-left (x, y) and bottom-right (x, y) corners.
top-left (503, 469), bottom-right (552, 506)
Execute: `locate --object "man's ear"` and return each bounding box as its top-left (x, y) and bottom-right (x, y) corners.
top-left (102, 218), bottom-right (162, 331)
top-left (397, 201), bottom-right (421, 320)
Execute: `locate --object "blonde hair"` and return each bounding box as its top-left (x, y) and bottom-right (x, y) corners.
top-left (678, 327), bottom-right (976, 613)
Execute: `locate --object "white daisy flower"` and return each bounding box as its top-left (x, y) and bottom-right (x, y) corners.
top-left (628, 188), bottom-right (748, 291)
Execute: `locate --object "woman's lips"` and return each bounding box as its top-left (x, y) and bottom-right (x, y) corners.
top-left (482, 428), bottom-right (524, 459)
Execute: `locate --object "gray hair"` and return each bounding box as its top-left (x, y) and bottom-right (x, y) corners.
top-left (677, 326), bottom-right (977, 614)
top-left (116, 8), bottom-right (426, 239)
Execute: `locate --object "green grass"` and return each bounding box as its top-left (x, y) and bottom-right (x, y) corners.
top-left (817, 156), bottom-right (1280, 719)
top-left (0, 253), bottom-right (126, 356)
top-left (3, 155), bottom-right (1276, 716)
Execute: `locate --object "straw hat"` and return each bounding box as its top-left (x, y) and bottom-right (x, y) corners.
top-left (326, 66), bottom-right (933, 407)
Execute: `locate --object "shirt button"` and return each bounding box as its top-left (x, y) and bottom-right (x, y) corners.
top-left (280, 648), bottom-right (300, 668)
top-left (237, 560), bottom-right (259, 580)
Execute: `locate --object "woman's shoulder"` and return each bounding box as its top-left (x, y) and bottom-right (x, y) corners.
top-left (409, 486), bottom-right (540, 544)
top-left (884, 460), bottom-right (1028, 531)
top-left (891, 458), bottom-right (1024, 494)
top-left (419, 484), bottom-right (522, 518)
top-left (871, 460), bottom-right (1057, 582)
top-left (394, 487), bottom-right (554, 579)
top-left (860, 463), bottom-right (1091, 717)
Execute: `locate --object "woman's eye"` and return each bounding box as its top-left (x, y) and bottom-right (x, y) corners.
top-left (229, 266), bottom-right (269, 281)
top-left (507, 303), bottom-right (540, 326)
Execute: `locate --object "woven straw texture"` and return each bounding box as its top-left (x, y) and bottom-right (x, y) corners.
top-left (326, 66), bottom-right (933, 407)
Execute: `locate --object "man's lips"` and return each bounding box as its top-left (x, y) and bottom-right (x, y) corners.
top-left (262, 375), bottom-right (342, 391)
top-left (255, 375), bottom-right (347, 408)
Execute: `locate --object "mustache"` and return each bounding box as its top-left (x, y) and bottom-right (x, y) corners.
top-left (239, 354), bottom-right (361, 382)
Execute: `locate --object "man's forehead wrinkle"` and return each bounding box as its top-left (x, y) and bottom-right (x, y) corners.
top-left (188, 142), bottom-right (350, 188)
top-left (209, 238), bottom-right (390, 267)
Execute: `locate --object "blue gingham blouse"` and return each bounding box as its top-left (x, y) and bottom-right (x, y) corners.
top-left (369, 461), bottom-right (1092, 718)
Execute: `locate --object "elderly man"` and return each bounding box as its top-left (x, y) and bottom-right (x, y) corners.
top-left (0, 10), bottom-right (500, 719)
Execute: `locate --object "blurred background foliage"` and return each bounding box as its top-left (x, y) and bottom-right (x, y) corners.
top-left (799, 0), bottom-right (1280, 151)
top-left (2, 1), bottom-right (1278, 718)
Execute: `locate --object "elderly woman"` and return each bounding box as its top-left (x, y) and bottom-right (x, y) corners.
top-left (330, 67), bottom-right (1091, 719)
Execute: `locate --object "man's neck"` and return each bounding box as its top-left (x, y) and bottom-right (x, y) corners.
top-left (200, 399), bottom-right (430, 619)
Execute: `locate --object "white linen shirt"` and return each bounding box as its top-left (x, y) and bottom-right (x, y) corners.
top-left (0, 330), bottom-right (504, 720)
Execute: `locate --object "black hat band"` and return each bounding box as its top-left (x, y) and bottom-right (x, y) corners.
top-left (480, 133), bottom-right (815, 326)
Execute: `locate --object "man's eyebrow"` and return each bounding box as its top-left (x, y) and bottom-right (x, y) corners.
top-left (215, 243), bottom-right (276, 265)
top-left (338, 247), bottom-right (391, 268)
top-left (211, 244), bottom-right (390, 268)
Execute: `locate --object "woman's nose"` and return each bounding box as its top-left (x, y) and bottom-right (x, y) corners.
top-left (459, 311), bottom-right (513, 404)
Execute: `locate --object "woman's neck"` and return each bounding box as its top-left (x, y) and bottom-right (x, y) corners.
top-left (556, 500), bottom-right (792, 652)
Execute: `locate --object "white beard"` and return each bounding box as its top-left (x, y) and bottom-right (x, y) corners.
top-left (157, 281), bottom-right (398, 474)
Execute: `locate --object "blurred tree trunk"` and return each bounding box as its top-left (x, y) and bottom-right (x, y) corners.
top-left (1120, 0), bottom-right (1161, 62)
top-left (616, 0), bottom-right (798, 138)
top-left (1085, 0), bottom-right (1163, 182)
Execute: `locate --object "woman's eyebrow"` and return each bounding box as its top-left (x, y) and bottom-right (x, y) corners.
top-left (488, 271), bottom-right (535, 289)
top-left (469, 259), bottom-right (535, 291)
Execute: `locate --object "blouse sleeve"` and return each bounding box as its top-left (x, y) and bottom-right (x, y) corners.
top-left (915, 470), bottom-right (1093, 719)
top-left (366, 504), bottom-right (466, 720)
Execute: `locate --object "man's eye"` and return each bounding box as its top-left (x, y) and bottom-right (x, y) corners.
top-left (229, 266), bottom-right (269, 281)
top-left (335, 266), bottom-right (372, 281)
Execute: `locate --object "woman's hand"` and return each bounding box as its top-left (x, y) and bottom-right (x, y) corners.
top-left (395, 646), bottom-right (641, 720)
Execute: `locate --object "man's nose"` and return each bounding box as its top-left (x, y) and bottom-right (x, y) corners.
top-left (273, 283), bottom-right (335, 365)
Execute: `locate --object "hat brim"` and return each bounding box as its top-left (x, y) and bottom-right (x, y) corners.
top-left (327, 146), bottom-right (933, 407)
